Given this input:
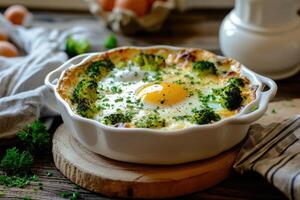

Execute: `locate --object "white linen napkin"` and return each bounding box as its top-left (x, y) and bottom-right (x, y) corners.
top-left (235, 115), bottom-right (300, 200)
top-left (0, 14), bottom-right (113, 139)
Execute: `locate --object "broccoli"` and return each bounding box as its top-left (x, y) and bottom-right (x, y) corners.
top-left (72, 79), bottom-right (97, 103)
top-left (72, 79), bottom-right (98, 118)
top-left (192, 108), bottom-right (221, 125)
top-left (0, 147), bottom-right (33, 175)
top-left (218, 84), bottom-right (243, 110)
top-left (133, 53), bottom-right (165, 71)
top-left (87, 60), bottom-right (114, 78)
top-left (17, 120), bottom-right (50, 154)
top-left (102, 112), bottom-right (133, 126)
top-left (104, 34), bottom-right (117, 49)
top-left (192, 61), bottom-right (217, 76)
top-left (76, 99), bottom-right (98, 118)
top-left (228, 77), bottom-right (245, 87)
top-left (65, 35), bottom-right (91, 58)
top-left (135, 113), bottom-right (166, 128)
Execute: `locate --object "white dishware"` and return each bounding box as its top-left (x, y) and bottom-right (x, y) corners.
top-left (219, 0), bottom-right (300, 80)
top-left (45, 46), bottom-right (277, 165)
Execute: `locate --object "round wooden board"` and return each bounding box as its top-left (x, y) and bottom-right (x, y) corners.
top-left (53, 124), bottom-right (238, 199)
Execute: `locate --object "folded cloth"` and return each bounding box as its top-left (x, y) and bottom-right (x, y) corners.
top-left (234, 115), bottom-right (300, 200)
top-left (0, 14), bottom-right (113, 139)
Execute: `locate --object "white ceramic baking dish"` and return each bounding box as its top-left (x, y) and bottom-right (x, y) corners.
top-left (45, 46), bottom-right (277, 165)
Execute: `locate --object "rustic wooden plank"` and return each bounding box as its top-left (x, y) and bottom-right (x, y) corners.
top-left (0, 9), bottom-right (299, 199)
top-left (52, 125), bottom-right (237, 199)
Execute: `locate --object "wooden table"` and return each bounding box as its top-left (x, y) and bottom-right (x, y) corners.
top-left (1, 9), bottom-right (299, 199)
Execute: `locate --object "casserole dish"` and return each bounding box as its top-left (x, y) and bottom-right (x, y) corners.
top-left (45, 46), bottom-right (277, 165)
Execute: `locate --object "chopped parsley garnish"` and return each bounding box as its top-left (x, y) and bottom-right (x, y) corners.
top-left (110, 86), bottom-right (122, 94)
top-left (135, 113), bottom-right (166, 128)
top-left (115, 97), bottom-right (123, 102)
top-left (102, 112), bottom-right (134, 126)
top-left (47, 171), bottom-right (53, 177)
top-left (60, 191), bottom-right (69, 198)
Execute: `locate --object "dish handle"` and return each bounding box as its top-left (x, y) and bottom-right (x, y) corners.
top-left (45, 53), bottom-right (92, 90)
top-left (229, 74), bottom-right (277, 125)
top-left (44, 53), bottom-right (93, 113)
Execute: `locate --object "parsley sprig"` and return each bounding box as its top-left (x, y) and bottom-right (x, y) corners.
top-left (0, 120), bottom-right (50, 188)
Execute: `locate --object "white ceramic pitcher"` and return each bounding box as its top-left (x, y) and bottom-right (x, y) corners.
top-left (219, 0), bottom-right (300, 80)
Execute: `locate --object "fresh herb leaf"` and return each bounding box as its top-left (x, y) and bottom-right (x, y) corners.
top-left (0, 175), bottom-right (37, 188)
top-left (17, 120), bottom-right (50, 154)
top-left (59, 191), bottom-right (69, 198)
top-left (46, 171), bottom-right (53, 177)
top-left (70, 191), bottom-right (80, 200)
top-left (0, 147), bottom-right (33, 175)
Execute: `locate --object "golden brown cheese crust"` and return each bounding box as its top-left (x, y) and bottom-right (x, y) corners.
top-left (57, 47), bottom-right (256, 122)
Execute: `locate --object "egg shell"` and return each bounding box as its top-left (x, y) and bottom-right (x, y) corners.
top-left (97, 0), bottom-right (115, 11)
top-left (114, 0), bottom-right (149, 17)
top-left (4, 5), bottom-right (29, 25)
top-left (0, 41), bottom-right (19, 57)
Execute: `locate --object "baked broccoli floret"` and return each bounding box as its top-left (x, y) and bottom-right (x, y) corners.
top-left (65, 35), bottom-right (90, 58)
top-left (87, 60), bottom-right (114, 78)
top-left (72, 79), bottom-right (98, 118)
top-left (135, 113), bottom-right (166, 128)
top-left (102, 112), bottom-right (133, 126)
top-left (228, 77), bottom-right (245, 87)
top-left (192, 61), bottom-right (217, 76)
top-left (133, 53), bottom-right (165, 71)
top-left (218, 84), bottom-right (243, 110)
top-left (72, 79), bottom-right (97, 103)
top-left (76, 99), bottom-right (98, 118)
top-left (104, 34), bottom-right (117, 49)
top-left (192, 108), bottom-right (221, 125)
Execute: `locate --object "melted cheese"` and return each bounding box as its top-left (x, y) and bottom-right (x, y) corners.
top-left (58, 48), bottom-right (256, 130)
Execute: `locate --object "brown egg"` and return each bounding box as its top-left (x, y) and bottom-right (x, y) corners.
top-left (0, 29), bottom-right (8, 41)
top-left (147, 0), bottom-right (156, 6)
top-left (115, 0), bottom-right (149, 17)
top-left (147, 0), bottom-right (166, 6)
top-left (4, 5), bottom-right (29, 25)
top-left (0, 41), bottom-right (18, 57)
top-left (97, 0), bottom-right (115, 11)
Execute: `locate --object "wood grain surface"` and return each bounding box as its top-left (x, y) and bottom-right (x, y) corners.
top-left (52, 125), bottom-right (238, 199)
top-left (1, 9), bottom-right (299, 199)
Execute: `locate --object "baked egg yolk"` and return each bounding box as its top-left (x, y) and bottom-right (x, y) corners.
top-left (137, 82), bottom-right (188, 106)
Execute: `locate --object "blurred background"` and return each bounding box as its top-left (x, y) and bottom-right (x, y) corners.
top-left (0, 0), bottom-right (234, 11)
